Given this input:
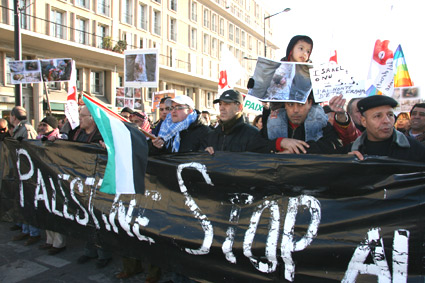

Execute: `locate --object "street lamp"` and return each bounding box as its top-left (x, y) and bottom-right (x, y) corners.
top-left (263, 8), bottom-right (291, 58)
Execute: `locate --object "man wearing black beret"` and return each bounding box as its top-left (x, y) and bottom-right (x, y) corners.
top-left (337, 95), bottom-right (425, 161)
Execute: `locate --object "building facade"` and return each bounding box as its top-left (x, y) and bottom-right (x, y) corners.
top-left (0, 0), bottom-right (278, 125)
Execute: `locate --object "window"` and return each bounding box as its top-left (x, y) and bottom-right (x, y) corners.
top-left (241, 30), bottom-right (246, 47)
top-left (76, 0), bottom-right (88, 9)
top-left (153, 10), bottom-right (161, 35)
top-left (90, 71), bottom-right (103, 94)
top-left (98, 0), bottom-right (109, 16)
top-left (123, 32), bottom-right (132, 49)
top-left (219, 18), bottom-right (224, 36)
top-left (211, 14), bottom-right (217, 32)
top-left (50, 10), bottom-right (65, 39)
top-left (76, 18), bottom-right (87, 44)
top-left (147, 88), bottom-right (154, 101)
top-left (98, 25), bottom-right (110, 49)
top-left (203, 33), bottom-right (210, 54)
top-left (235, 27), bottom-right (240, 44)
top-left (248, 35), bottom-right (252, 50)
top-left (211, 38), bottom-right (217, 57)
top-left (76, 68), bottom-right (82, 90)
top-left (122, 0), bottom-right (132, 24)
top-left (19, 0), bottom-right (30, 30)
top-left (191, 1), bottom-right (197, 21)
top-left (228, 23), bottom-right (234, 41)
top-left (169, 0), bottom-right (177, 11)
top-left (170, 18), bottom-right (177, 41)
top-left (5, 56), bottom-right (14, 85)
top-left (203, 9), bottom-right (210, 28)
top-left (153, 0), bottom-right (161, 3)
top-left (138, 3), bottom-right (147, 29)
top-left (207, 92), bottom-right (213, 108)
top-left (190, 27), bottom-right (197, 49)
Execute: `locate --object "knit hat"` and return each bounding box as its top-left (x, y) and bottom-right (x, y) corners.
top-left (41, 116), bottom-right (58, 129)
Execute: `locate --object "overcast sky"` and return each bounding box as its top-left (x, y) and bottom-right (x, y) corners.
top-left (258, 0), bottom-right (425, 88)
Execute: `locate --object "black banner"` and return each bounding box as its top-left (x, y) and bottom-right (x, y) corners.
top-left (1, 138), bottom-right (425, 282)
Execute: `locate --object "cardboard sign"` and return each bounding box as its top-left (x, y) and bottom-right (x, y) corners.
top-left (243, 94), bottom-right (263, 114)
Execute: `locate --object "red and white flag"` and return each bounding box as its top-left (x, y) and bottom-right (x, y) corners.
top-left (218, 47), bottom-right (244, 93)
top-left (329, 50), bottom-right (338, 64)
top-left (65, 60), bottom-right (79, 129)
top-left (367, 39), bottom-right (394, 96)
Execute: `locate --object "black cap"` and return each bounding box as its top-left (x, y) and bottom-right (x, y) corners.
top-left (121, 107), bottom-right (134, 114)
top-left (213, 90), bottom-right (244, 104)
top-left (41, 116), bottom-right (58, 129)
top-left (357, 95), bottom-right (398, 114)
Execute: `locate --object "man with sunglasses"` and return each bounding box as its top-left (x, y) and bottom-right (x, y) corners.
top-left (150, 95), bottom-right (211, 154)
top-left (152, 97), bottom-right (171, 136)
top-left (0, 118), bottom-right (10, 141)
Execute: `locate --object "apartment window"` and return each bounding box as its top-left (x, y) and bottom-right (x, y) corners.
top-left (170, 18), bottom-right (177, 41)
top-left (19, 0), bottom-right (30, 30)
top-left (98, 0), bottom-right (109, 16)
top-left (97, 25), bottom-right (108, 48)
top-left (241, 30), bottom-right (246, 47)
top-left (123, 32), bottom-right (132, 49)
top-left (138, 3), bottom-right (147, 30)
top-left (211, 38), bottom-right (217, 58)
top-left (228, 23), bottom-right (234, 41)
top-left (219, 18), bottom-right (224, 36)
top-left (191, 1), bottom-right (197, 21)
top-left (153, 10), bottom-right (161, 35)
top-left (76, 68), bottom-right (82, 90)
top-left (122, 0), bottom-right (132, 24)
top-left (50, 10), bottom-right (64, 39)
top-left (190, 27), bottom-right (197, 49)
top-left (235, 27), bottom-right (240, 44)
top-left (255, 3), bottom-right (259, 18)
top-left (169, 0), bottom-right (177, 11)
top-left (76, 18), bottom-right (87, 44)
top-left (207, 92), bottom-right (213, 108)
top-left (147, 88), bottom-right (154, 101)
top-left (153, 0), bottom-right (161, 3)
top-left (203, 9), bottom-right (210, 28)
top-left (90, 71), bottom-right (102, 94)
top-left (203, 33), bottom-right (210, 54)
top-left (248, 35), bottom-right (252, 50)
top-left (211, 14), bottom-right (217, 33)
top-left (76, 0), bottom-right (88, 9)
top-left (5, 56), bottom-right (14, 85)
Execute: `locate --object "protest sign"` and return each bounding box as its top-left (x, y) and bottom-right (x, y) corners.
top-left (243, 94), bottom-right (263, 114)
top-left (116, 87), bottom-right (144, 110)
top-left (152, 90), bottom-right (176, 112)
top-left (40, 58), bottom-right (73, 82)
top-left (124, 49), bottom-right (159, 88)
top-left (251, 57), bottom-right (313, 104)
top-left (9, 60), bottom-right (42, 84)
top-left (309, 63), bottom-right (367, 102)
top-left (392, 86), bottom-right (423, 113)
top-left (1, 139), bottom-right (425, 282)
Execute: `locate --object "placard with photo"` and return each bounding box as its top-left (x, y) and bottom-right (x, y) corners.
top-left (124, 49), bottom-right (159, 88)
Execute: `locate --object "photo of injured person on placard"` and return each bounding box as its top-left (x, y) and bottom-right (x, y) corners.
top-left (250, 57), bottom-right (313, 103)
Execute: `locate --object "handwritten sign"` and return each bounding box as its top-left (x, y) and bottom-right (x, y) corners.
top-left (310, 63), bottom-right (366, 102)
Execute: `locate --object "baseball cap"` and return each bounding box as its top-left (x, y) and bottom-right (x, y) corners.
top-left (213, 89), bottom-right (244, 104)
top-left (165, 95), bottom-right (195, 109)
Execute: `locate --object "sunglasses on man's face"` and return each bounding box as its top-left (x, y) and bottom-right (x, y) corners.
top-left (0, 127), bottom-right (7, 133)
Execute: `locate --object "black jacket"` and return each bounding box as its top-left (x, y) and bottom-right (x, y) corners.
top-left (149, 112), bottom-right (211, 155)
top-left (340, 130), bottom-right (425, 162)
top-left (207, 115), bottom-right (275, 153)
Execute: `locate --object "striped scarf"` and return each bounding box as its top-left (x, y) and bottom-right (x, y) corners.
top-left (158, 111), bottom-right (197, 152)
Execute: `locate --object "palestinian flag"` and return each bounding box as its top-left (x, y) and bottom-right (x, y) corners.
top-left (393, 45), bottom-right (413, 87)
top-left (83, 95), bottom-right (148, 194)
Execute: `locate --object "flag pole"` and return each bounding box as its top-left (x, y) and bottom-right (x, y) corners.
top-left (82, 94), bottom-right (156, 140)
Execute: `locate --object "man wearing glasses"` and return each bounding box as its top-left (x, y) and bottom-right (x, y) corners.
top-left (68, 106), bottom-right (102, 143)
top-left (150, 95), bottom-right (211, 153)
top-left (152, 97), bottom-right (171, 136)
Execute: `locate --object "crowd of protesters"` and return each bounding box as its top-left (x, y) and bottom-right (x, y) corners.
top-left (1, 35), bottom-right (425, 282)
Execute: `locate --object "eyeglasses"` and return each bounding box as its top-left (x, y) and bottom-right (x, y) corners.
top-left (159, 107), bottom-right (171, 111)
top-left (170, 106), bottom-right (189, 111)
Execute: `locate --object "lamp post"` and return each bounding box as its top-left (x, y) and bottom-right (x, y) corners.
top-left (263, 8), bottom-right (290, 58)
